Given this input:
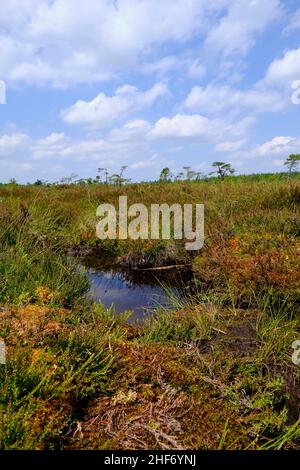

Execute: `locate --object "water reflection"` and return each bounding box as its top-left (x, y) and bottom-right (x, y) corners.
top-left (82, 256), bottom-right (192, 322)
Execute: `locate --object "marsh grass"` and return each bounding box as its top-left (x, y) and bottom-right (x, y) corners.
top-left (0, 174), bottom-right (299, 449)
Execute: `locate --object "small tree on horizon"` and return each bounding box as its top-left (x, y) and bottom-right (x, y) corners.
top-left (211, 161), bottom-right (235, 180)
top-left (97, 168), bottom-right (105, 183)
top-left (110, 166), bottom-right (130, 186)
top-left (194, 172), bottom-right (203, 181)
top-left (183, 166), bottom-right (196, 181)
top-left (284, 154), bottom-right (300, 175)
top-left (59, 173), bottom-right (78, 185)
top-left (159, 167), bottom-right (172, 182)
top-left (120, 165), bottom-right (128, 178)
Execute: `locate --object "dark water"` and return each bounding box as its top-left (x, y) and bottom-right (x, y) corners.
top-left (82, 256), bottom-right (192, 322)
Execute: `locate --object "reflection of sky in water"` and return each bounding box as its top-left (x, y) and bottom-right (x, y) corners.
top-left (87, 268), bottom-right (175, 322)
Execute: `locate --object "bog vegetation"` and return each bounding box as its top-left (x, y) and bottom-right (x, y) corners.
top-left (0, 170), bottom-right (299, 450)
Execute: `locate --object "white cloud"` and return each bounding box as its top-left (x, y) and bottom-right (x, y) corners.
top-left (225, 116), bottom-right (255, 138)
top-left (108, 120), bottom-right (152, 142)
top-left (149, 112), bottom-right (253, 142)
top-left (143, 56), bottom-right (206, 80)
top-left (130, 154), bottom-right (162, 170)
top-left (205, 0), bottom-right (283, 57)
top-left (0, 0), bottom-right (280, 87)
top-left (39, 132), bottom-right (65, 145)
top-left (143, 56), bottom-right (179, 75)
top-left (215, 140), bottom-right (245, 152)
top-left (283, 9), bottom-right (300, 34)
top-left (265, 47), bottom-right (300, 85)
top-left (0, 0), bottom-right (226, 87)
top-left (150, 114), bottom-right (217, 139)
top-left (61, 83), bottom-right (168, 129)
top-left (0, 133), bottom-right (30, 155)
top-left (182, 46), bottom-right (299, 119)
top-left (256, 136), bottom-right (298, 156)
top-left (11, 130), bottom-right (118, 164)
top-left (31, 133), bottom-right (67, 160)
top-left (38, 130), bottom-right (151, 164)
top-left (184, 83), bottom-right (285, 115)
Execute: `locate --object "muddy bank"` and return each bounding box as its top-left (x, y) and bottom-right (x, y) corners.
top-left (67, 242), bottom-right (194, 270)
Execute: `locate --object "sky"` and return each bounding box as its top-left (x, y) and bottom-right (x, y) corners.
top-left (0, 0), bottom-right (300, 183)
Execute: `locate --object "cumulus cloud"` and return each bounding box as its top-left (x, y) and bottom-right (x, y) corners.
top-left (256, 136), bottom-right (298, 156)
top-left (130, 154), bottom-right (164, 170)
top-left (31, 133), bottom-right (67, 160)
top-left (149, 113), bottom-right (250, 142)
top-left (205, 0), bottom-right (283, 57)
top-left (0, 0), bottom-right (283, 87)
top-left (215, 140), bottom-right (245, 152)
top-left (61, 83), bottom-right (168, 129)
top-left (283, 8), bottom-right (300, 34)
top-left (181, 46), bottom-right (300, 119)
top-left (25, 129), bottom-right (151, 165)
top-left (265, 47), bottom-right (300, 85)
top-left (0, 133), bottom-right (30, 155)
top-left (108, 120), bottom-right (152, 142)
top-left (184, 83), bottom-right (285, 115)
top-left (150, 114), bottom-right (218, 139)
top-left (40, 132), bottom-right (65, 145)
top-left (0, 0), bottom-right (225, 87)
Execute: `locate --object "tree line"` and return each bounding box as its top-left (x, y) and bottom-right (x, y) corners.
top-left (159, 161), bottom-right (235, 182)
top-left (4, 154), bottom-right (300, 186)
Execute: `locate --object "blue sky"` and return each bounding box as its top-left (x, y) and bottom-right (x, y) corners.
top-left (0, 0), bottom-right (300, 183)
